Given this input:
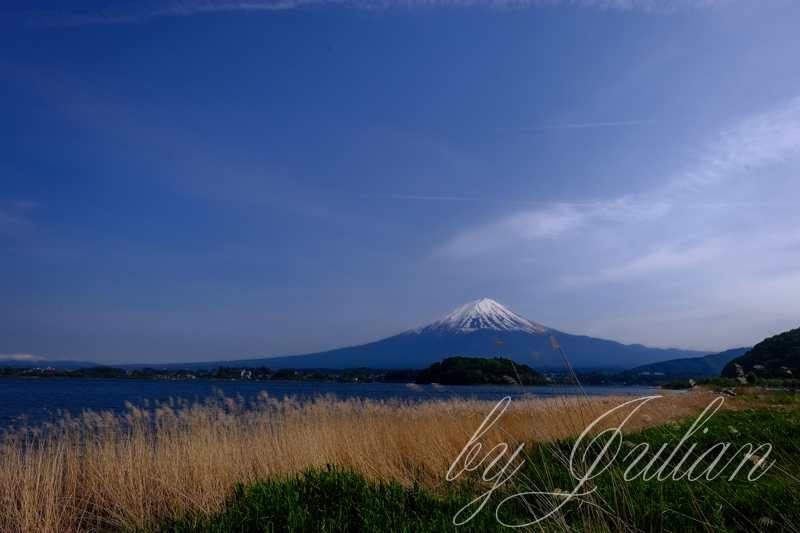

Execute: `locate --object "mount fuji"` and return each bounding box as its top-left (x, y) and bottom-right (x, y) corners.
top-left (151, 298), bottom-right (714, 371)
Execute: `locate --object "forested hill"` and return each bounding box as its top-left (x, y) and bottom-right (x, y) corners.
top-left (415, 356), bottom-right (547, 386)
top-left (721, 327), bottom-right (800, 379)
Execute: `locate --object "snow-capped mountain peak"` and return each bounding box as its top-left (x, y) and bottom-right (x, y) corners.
top-left (409, 298), bottom-right (538, 335)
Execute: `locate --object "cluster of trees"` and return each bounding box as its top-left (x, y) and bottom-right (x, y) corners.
top-left (415, 356), bottom-right (547, 386)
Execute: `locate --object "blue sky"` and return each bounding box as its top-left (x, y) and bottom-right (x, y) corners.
top-left (2, 0), bottom-right (800, 364)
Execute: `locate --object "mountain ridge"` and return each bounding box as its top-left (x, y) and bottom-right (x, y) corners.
top-left (629, 347), bottom-right (751, 376)
top-left (119, 299), bottom-right (715, 371)
top-left (7, 300), bottom-right (723, 372)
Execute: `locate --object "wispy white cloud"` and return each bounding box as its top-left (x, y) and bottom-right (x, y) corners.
top-left (441, 197), bottom-right (670, 257)
top-left (0, 0), bottom-right (727, 29)
top-left (562, 244), bottom-right (723, 287)
top-left (441, 94), bottom-right (800, 260)
top-left (674, 96), bottom-right (800, 190)
top-left (442, 204), bottom-right (583, 257)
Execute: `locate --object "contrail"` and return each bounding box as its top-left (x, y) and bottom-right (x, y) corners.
top-left (464, 120), bottom-right (656, 133)
top-left (339, 194), bottom-right (597, 206)
top-left (341, 196), bottom-right (800, 208)
top-left (672, 201), bottom-right (800, 207)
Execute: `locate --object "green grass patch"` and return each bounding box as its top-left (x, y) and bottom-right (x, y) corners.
top-left (132, 466), bottom-right (514, 533)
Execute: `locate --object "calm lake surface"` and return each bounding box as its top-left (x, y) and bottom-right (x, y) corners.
top-left (0, 378), bottom-right (682, 428)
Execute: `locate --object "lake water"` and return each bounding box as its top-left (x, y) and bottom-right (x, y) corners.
top-left (0, 378), bottom-right (681, 428)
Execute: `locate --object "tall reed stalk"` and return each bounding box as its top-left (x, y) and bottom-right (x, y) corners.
top-left (0, 382), bottom-right (719, 532)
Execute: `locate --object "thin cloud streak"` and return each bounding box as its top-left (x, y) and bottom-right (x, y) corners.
top-left (670, 201), bottom-right (800, 207)
top-left (0, 61), bottom-right (334, 220)
top-left (0, 199), bottom-right (36, 236)
top-left (340, 194), bottom-right (598, 206)
top-left (673, 95), bottom-right (800, 191)
top-left (441, 94), bottom-right (800, 259)
top-left (464, 120), bottom-right (656, 133)
top-left (0, 0), bottom-right (726, 29)
top-left (0, 1), bottom-right (320, 29)
top-left (344, 194), bottom-right (800, 208)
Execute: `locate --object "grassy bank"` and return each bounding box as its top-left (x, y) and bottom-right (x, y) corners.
top-left (137, 399), bottom-right (800, 533)
top-left (0, 387), bottom-right (795, 532)
top-left (133, 467), bottom-right (512, 533)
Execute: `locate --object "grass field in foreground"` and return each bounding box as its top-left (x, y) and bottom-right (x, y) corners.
top-left (2, 387), bottom-right (723, 533)
top-left (136, 397), bottom-right (800, 533)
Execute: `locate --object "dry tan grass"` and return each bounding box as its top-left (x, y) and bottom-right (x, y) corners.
top-left (0, 387), bottom-right (723, 533)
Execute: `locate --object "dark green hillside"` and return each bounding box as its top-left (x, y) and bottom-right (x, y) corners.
top-left (415, 356), bottom-right (546, 386)
top-left (721, 327), bottom-right (800, 379)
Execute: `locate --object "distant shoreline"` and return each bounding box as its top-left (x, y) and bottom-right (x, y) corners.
top-left (0, 374), bottom-right (674, 392)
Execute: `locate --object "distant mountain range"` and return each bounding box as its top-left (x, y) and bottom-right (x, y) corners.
top-left (629, 347), bottom-right (751, 376)
top-left (115, 298), bottom-right (717, 371)
top-left (5, 299), bottom-right (744, 373)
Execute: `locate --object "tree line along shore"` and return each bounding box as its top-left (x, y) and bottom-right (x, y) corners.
top-left (4, 324), bottom-right (799, 389)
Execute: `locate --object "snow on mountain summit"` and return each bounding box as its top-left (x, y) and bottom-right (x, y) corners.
top-left (408, 298), bottom-right (538, 335)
